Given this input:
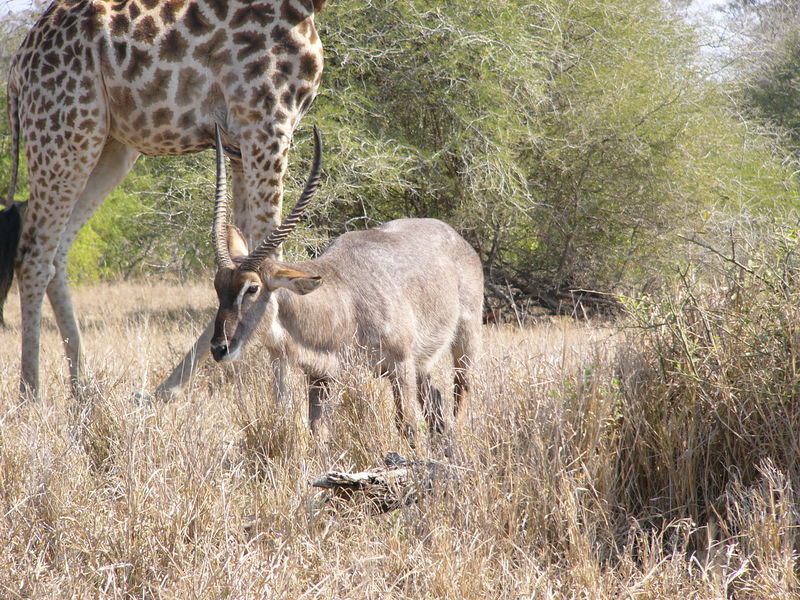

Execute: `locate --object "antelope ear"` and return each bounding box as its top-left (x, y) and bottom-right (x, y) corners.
top-left (227, 225), bottom-right (249, 259)
top-left (269, 267), bottom-right (323, 295)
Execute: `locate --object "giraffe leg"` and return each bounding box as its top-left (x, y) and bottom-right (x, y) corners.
top-left (46, 140), bottom-right (139, 397)
top-left (17, 137), bottom-right (117, 399)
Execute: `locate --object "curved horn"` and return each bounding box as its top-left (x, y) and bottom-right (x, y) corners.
top-left (212, 124), bottom-right (235, 269)
top-left (240, 126), bottom-right (323, 272)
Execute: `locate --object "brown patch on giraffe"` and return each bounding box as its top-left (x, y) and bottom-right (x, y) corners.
top-left (80, 5), bottom-right (103, 38)
top-left (159, 29), bottom-right (188, 62)
top-left (281, 90), bottom-right (294, 109)
top-left (112, 40), bottom-right (127, 64)
top-left (270, 60), bottom-right (293, 88)
top-left (185, 2), bottom-right (213, 36)
top-left (133, 15), bottom-right (158, 44)
top-left (65, 107), bottom-right (78, 127)
top-left (251, 83), bottom-right (276, 113)
top-left (78, 86), bottom-right (97, 104)
top-left (176, 67), bottom-right (207, 105)
top-left (40, 55), bottom-right (59, 78)
top-left (233, 30), bottom-right (267, 61)
top-left (299, 52), bottom-right (320, 81)
top-left (128, 2), bottom-right (141, 21)
top-left (204, 83), bottom-right (225, 112)
top-left (231, 4), bottom-right (274, 28)
top-left (280, 0), bottom-right (310, 25)
top-left (270, 25), bottom-right (299, 55)
top-left (142, 0), bottom-right (159, 9)
top-left (124, 46), bottom-right (152, 80)
top-left (296, 84), bottom-right (313, 111)
top-left (178, 109), bottom-right (196, 129)
top-left (193, 30), bottom-right (232, 73)
top-left (78, 118), bottom-right (98, 132)
top-left (243, 59), bottom-right (268, 83)
top-left (109, 86), bottom-right (137, 115)
top-left (223, 70), bottom-right (239, 86)
top-left (110, 13), bottom-right (129, 35)
top-left (39, 76), bottom-right (57, 96)
top-left (140, 68), bottom-right (171, 105)
top-left (160, 0), bottom-right (185, 24)
top-left (152, 107), bottom-right (174, 127)
top-left (207, 0), bottom-right (229, 21)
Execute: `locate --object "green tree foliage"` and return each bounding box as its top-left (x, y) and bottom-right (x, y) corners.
top-left (308, 0), bottom-right (797, 309)
top-left (724, 0), bottom-right (800, 151)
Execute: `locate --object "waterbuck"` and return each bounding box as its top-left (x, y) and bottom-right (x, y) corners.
top-left (210, 126), bottom-right (483, 438)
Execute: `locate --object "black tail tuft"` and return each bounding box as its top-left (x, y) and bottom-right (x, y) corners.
top-left (0, 202), bottom-right (23, 327)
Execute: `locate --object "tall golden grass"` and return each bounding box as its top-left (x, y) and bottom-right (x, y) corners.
top-left (0, 279), bottom-right (796, 598)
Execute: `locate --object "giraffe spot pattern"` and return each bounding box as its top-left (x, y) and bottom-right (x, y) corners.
top-left (185, 2), bottom-right (214, 36)
top-left (139, 68), bottom-right (171, 105)
top-left (231, 4), bottom-right (274, 28)
top-left (233, 30), bottom-right (267, 61)
top-left (159, 29), bottom-right (188, 61)
top-left (152, 107), bottom-right (174, 127)
top-left (110, 13), bottom-right (129, 35)
top-left (160, 0), bottom-right (185, 24)
top-left (176, 67), bottom-right (206, 105)
top-left (133, 15), bottom-right (158, 44)
top-left (280, 0), bottom-right (309, 26)
top-left (124, 46), bottom-right (153, 80)
top-left (193, 30), bottom-right (232, 73)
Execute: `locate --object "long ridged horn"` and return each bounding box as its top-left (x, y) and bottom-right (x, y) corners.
top-left (240, 126), bottom-right (323, 272)
top-left (212, 124), bottom-right (235, 269)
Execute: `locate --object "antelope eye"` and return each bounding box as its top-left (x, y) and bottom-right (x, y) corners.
top-left (245, 285), bottom-right (259, 295)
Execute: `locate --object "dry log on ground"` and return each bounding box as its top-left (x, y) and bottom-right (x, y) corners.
top-left (311, 452), bottom-right (459, 513)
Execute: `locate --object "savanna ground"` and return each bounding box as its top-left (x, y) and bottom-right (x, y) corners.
top-left (0, 280), bottom-right (796, 599)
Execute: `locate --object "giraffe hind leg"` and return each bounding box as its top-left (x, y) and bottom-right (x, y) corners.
top-left (19, 138), bottom-right (137, 399)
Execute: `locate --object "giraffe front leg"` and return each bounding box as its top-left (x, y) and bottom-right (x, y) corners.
top-left (235, 129), bottom-right (291, 252)
top-left (155, 319), bottom-right (216, 400)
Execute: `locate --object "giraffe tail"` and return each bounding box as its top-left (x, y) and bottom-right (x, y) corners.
top-left (0, 87), bottom-right (22, 327)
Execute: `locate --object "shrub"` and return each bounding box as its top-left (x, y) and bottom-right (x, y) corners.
top-left (615, 217), bottom-right (800, 535)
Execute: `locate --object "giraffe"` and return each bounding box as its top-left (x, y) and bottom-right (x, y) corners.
top-left (3, 0), bottom-right (328, 399)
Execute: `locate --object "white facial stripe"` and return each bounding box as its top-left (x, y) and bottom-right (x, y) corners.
top-left (235, 283), bottom-right (250, 315)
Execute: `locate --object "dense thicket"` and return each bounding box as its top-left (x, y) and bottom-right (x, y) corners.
top-left (1, 0), bottom-right (797, 309)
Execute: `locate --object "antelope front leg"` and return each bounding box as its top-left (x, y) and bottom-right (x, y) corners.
top-left (417, 373), bottom-right (445, 435)
top-left (307, 375), bottom-right (331, 436)
top-left (390, 360), bottom-right (419, 445)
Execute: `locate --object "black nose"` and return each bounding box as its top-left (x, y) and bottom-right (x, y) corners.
top-left (211, 343), bottom-right (228, 361)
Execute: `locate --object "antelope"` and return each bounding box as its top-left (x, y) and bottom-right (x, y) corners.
top-left (210, 125), bottom-right (483, 437)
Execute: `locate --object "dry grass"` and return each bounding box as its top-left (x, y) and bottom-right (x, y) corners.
top-left (0, 280), bottom-right (795, 598)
